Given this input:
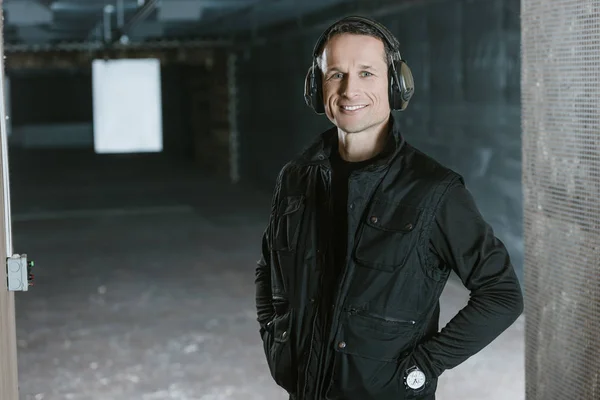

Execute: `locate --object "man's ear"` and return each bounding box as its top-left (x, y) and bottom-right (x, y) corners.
top-left (315, 55), bottom-right (324, 74)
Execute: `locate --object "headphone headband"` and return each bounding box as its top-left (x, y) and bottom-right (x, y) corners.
top-left (311, 16), bottom-right (401, 60)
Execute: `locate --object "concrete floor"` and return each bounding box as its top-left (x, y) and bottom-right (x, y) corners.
top-left (10, 149), bottom-right (524, 400)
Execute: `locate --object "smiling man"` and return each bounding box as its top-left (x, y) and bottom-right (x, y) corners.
top-left (255, 16), bottom-right (524, 400)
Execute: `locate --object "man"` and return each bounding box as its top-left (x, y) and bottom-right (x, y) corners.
top-left (255, 15), bottom-right (523, 400)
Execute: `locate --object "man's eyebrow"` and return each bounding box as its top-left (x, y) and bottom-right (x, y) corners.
top-left (326, 64), bottom-right (377, 72)
top-left (325, 66), bottom-right (345, 73)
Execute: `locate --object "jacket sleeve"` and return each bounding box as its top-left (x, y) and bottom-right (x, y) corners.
top-left (255, 226), bottom-right (276, 338)
top-left (254, 167), bottom-right (285, 338)
top-left (411, 181), bottom-right (524, 380)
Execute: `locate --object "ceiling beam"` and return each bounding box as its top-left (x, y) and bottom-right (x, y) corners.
top-left (193, 0), bottom-right (279, 35)
top-left (49, 1), bottom-right (139, 12)
top-left (49, 0), bottom-right (255, 12)
top-left (232, 0), bottom-right (445, 47)
top-left (5, 38), bottom-right (232, 54)
top-left (4, 0), bottom-right (52, 25)
top-left (5, 46), bottom-right (221, 70)
top-left (157, 0), bottom-right (205, 23)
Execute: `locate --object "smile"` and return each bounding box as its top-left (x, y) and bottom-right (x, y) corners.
top-left (341, 105), bottom-right (367, 111)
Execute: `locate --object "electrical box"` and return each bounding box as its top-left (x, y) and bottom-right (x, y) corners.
top-left (6, 254), bottom-right (34, 291)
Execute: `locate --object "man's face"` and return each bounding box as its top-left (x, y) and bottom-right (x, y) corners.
top-left (319, 33), bottom-right (390, 135)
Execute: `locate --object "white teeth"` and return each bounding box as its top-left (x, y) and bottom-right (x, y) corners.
top-left (342, 105), bottom-right (366, 111)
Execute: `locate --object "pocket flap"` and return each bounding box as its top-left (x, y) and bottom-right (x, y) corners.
top-left (336, 308), bottom-right (417, 362)
top-left (272, 309), bottom-right (293, 343)
top-left (365, 202), bottom-right (422, 232)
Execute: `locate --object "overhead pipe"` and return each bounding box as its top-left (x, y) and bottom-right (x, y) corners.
top-left (85, 0), bottom-right (157, 45)
top-left (113, 0), bottom-right (159, 44)
top-left (103, 4), bottom-right (115, 43)
top-left (117, 0), bottom-right (125, 28)
top-left (50, 1), bottom-right (139, 12)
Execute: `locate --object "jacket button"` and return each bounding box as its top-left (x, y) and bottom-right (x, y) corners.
top-left (338, 341), bottom-right (346, 349)
top-left (405, 223), bottom-right (413, 230)
top-left (370, 216), bottom-right (378, 224)
top-left (282, 331), bottom-right (288, 339)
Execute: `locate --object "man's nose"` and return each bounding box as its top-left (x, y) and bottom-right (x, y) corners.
top-left (341, 75), bottom-right (360, 98)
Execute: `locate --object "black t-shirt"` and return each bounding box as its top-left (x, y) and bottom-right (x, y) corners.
top-left (316, 133), bottom-right (394, 391)
top-left (325, 131), bottom-right (394, 298)
top-left (318, 142), bottom-right (386, 388)
top-left (329, 146), bottom-right (377, 281)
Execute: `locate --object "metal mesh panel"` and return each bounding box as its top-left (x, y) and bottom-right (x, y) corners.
top-left (522, 1), bottom-right (600, 399)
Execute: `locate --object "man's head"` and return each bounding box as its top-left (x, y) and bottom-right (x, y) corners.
top-left (304, 17), bottom-right (413, 136)
top-left (315, 19), bottom-right (400, 72)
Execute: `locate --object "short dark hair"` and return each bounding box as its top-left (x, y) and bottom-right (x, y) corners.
top-left (315, 19), bottom-right (400, 67)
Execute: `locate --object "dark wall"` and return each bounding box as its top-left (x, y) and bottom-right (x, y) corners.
top-left (10, 69), bottom-right (93, 125)
top-left (161, 65), bottom-right (196, 159)
top-left (7, 66), bottom-right (195, 157)
top-left (236, 0), bottom-right (523, 281)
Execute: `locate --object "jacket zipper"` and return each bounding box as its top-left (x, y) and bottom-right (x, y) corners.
top-left (348, 307), bottom-right (416, 325)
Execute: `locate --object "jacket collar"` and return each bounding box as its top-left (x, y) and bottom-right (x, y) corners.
top-left (299, 113), bottom-right (406, 168)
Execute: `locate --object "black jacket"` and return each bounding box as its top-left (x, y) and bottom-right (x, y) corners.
top-left (255, 115), bottom-right (524, 400)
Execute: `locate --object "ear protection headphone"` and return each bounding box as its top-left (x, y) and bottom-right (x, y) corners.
top-left (304, 15), bottom-right (415, 115)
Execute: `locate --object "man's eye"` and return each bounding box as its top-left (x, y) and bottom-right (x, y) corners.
top-left (332, 73), bottom-right (343, 79)
top-left (361, 71), bottom-right (373, 77)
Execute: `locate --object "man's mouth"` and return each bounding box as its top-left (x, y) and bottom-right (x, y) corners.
top-left (341, 105), bottom-right (367, 111)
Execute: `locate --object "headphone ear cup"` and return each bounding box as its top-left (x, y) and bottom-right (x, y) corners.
top-left (304, 66), bottom-right (315, 108)
top-left (389, 60), bottom-right (415, 111)
top-left (394, 60), bottom-right (414, 111)
top-left (304, 64), bottom-right (325, 114)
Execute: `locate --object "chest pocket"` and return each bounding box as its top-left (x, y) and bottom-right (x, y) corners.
top-left (354, 202), bottom-right (423, 272)
top-left (273, 195), bottom-right (306, 252)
